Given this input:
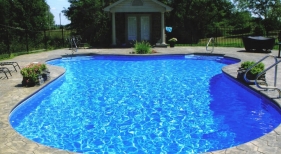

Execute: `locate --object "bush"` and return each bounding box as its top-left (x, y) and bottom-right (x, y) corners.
top-left (240, 61), bottom-right (265, 76)
top-left (134, 41), bottom-right (152, 54)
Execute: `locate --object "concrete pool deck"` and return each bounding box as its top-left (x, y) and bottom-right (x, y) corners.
top-left (1, 46), bottom-right (281, 154)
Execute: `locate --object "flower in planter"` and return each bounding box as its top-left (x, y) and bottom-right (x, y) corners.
top-left (168, 38), bottom-right (178, 42)
top-left (238, 61), bottom-right (265, 81)
top-left (20, 63), bottom-right (48, 86)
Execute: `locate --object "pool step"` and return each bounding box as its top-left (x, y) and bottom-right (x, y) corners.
top-left (248, 80), bottom-right (267, 86)
top-left (243, 54), bottom-right (281, 98)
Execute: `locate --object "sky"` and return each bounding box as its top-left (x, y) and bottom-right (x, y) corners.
top-left (47, 0), bottom-right (71, 25)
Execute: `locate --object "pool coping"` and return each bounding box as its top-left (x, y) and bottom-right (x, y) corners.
top-left (1, 47), bottom-right (281, 154)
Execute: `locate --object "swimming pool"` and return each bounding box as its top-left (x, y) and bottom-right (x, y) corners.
top-left (10, 54), bottom-right (281, 153)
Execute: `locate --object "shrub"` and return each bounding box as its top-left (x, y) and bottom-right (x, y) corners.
top-left (134, 41), bottom-right (152, 54)
top-left (240, 61), bottom-right (265, 76)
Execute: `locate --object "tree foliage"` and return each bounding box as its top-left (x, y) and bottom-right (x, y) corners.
top-left (0, 0), bottom-right (12, 26)
top-left (234, 0), bottom-right (277, 19)
top-left (0, 0), bottom-right (54, 30)
top-left (161, 0), bottom-right (234, 43)
top-left (0, 0), bottom-right (55, 54)
top-left (234, 0), bottom-right (281, 33)
top-left (63, 0), bottom-right (112, 46)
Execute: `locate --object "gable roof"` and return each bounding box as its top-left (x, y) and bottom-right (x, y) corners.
top-left (104, 0), bottom-right (173, 12)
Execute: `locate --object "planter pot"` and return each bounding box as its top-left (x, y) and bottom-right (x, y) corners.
top-left (21, 69), bottom-right (50, 87)
top-left (22, 77), bottom-right (36, 87)
top-left (170, 42), bottom-right (175, 47)
top-left (237, 68), bottom-right (266, 84)
top-left (22, 74), bottom-right (46, 87)
top-left (42, 70), bottom-right (50, 81)
top-left (38, 75), bottom-right (44, 85)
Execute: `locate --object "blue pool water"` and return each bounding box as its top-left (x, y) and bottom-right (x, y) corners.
top-left (10, 55), bottom-right (281, 153)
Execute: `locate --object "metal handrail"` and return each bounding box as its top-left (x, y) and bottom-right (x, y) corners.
top-left (206, 37), bottom-right (214, 53)
top-left (244, 54), bottom-right (281, 97)
top-left (67, 36), bottom-right (78, 55)
top-left (72, 37), bottom-right (78, 53)
top-left (255, 60), bottom-right (281, 98)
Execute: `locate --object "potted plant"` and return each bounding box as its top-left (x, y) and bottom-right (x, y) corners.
top-left (20, 63), bottom-right (48, 87)
top-left (168, 38), bottom-right (177, 47)
top-left (237, 61), bottom-right (265, 83)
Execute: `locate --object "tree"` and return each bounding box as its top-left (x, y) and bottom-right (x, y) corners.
top-left (234, 0), bottom-right (281, 35)
top-left (0, 0), bottom-right (12, 26)
top-left (227, 11), bottom-right (252, 33)
top-left (63, 0), bottom-right (112, 46)
top-left (234, 0), bottom-right (276, 19)
top-left (12, 0), bottom-right (53, 30)
top-left (45, 5), bottom-right (55, 30)
top-left (163, 0), bottom-right (234, 43)
top-left (0, 0), bottom-right (55, 54)
top-left (0, 0), bottom-right (14, 54)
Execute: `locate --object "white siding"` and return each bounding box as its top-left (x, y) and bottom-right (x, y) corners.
top-left (111, 0), bottom-right (166, 12)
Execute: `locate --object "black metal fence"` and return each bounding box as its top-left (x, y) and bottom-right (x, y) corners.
top-left (0, 24), bottom-right (72, 59)
top-left (1, 25), bottom-right (281, 59)
top-left (177, 27), bottom-right (281, 48)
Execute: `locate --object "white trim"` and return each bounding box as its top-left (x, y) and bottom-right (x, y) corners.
top-left (140, 16), bottom-right (150, 40)
top-left (131, 0), bottom-right (144, 6)
top-left (104, 0), bottom-right (172, 45)
top-left (161, 12), bottom-right (166, 44)
top-left (104, 0), bottom-right (173, 12)
top-left (127, 16), bottom-right (137, 41)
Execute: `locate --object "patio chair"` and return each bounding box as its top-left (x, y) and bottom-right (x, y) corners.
top-left (0, 62), bottom-right (21, 72)
top-left (0, 67), bottom-right (12, 79)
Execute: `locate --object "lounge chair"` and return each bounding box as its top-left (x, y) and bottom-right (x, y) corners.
top-left (0, 67), bottom-right (12, 79)
top-left (0, 62), bottom-right (21, 72)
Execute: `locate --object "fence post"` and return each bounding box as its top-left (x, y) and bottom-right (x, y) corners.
top-left (61, 26), bottom-right (64, 47)
top-left (191, 31), bottom-right (193, 46)
top-left (44, 29), bottom-right (47, 50)
top-left (215, 27), bottom-right (218, 46)
top-left (6, 27), bottom-right (10, 55)
top-left (25, 30), bottom-right (29, 52)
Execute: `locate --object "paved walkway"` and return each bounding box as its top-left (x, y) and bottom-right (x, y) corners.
top-left (1, 47), bottom-right (281, 154)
